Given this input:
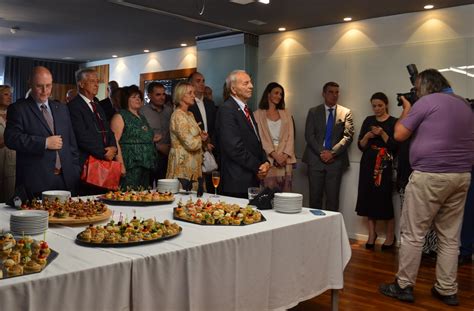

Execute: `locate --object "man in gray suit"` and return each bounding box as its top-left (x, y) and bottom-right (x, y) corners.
top-left (303, 81), bottom-right (354, 211)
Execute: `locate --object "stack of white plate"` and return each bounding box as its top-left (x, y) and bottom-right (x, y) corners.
top-left (157, 179), bottom-right (180, 193)
top-left (10, 210), bottom-right (49, 235)
top-left (273, 192), bottom-right (303, 213)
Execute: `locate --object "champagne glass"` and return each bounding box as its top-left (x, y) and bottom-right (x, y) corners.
top-left (211, 171), bottom-right (220, 198)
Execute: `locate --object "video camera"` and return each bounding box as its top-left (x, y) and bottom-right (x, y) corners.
top-left (397, 64), bottom-right (419, 106)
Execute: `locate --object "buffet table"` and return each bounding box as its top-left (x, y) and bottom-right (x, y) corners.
top-left (0, 193), bottom-right (351, 311)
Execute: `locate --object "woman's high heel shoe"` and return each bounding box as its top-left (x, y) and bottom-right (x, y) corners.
top-left (381, 236), bottom-right (396, 251)
top-left (365, 234), bottom-right (377, 250)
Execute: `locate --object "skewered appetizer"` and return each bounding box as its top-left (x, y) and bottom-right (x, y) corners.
top-left (77, 217), bottom-right (181, 245)
top-left (174, 199), bottom-right (263, 225)
top-left (21, 198), bottom-right (108, 219)
top-left (0, 233), bottom-right (52, 278)
top-left (103, 190), bottom-right (174, 202)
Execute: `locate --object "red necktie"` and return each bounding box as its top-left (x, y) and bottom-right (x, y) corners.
top-left (244, 105), bottom-right (252, 124)
top-left (90, 101), bottom-right (106, 145)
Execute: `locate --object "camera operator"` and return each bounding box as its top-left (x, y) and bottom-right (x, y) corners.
top-left (380, 69), bottom-right (473, 306)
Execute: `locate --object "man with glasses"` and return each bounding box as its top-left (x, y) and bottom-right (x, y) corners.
top-left (141, 82), bottom-right (172, 185)
top-left (68, 68), bottom-right (117, 195)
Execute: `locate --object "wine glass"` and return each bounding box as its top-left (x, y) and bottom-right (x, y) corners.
top-left (211, 171), bottom-right (220, 198)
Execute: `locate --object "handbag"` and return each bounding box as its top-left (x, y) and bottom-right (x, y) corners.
top-left (80, 156), bottom-right (121, 190)
top-left (249, 187), bottom-right (280, 210)
top-left (201, 151), bottom-right (218, 173)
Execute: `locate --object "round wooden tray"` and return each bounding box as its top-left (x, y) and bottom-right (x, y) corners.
top-left (48, 208), bottom-right (112, 225)
top-left (97, 195), bottom-right (175, 206)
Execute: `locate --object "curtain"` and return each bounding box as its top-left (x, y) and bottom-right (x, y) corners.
top-left (4, 56), bottom-right (79, 101)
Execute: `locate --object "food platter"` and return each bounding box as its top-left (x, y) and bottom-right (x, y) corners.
top-left (173, 199), bottom-right (266, 226)
top-left (49, 208), bottom-right (112, 225)
top-left (0, 233), bottom-right (58, 280)
top-left (75, 218), bottom-right (182, 247)
top-left (97, 190), bottom-right (175, 206)
top-left (97, 196), bottom-right (174, 206)
top-left (19, 198), bottom-right (112, 225)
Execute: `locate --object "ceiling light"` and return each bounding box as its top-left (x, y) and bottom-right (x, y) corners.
top-left (258, 0), bottom-right (270, 4)
top-left (278, 27), bottom-right (286, 32)
top-left (343, 17), bottom-right (352, 22)
top-left (180, 43), bottom-right (188, 47)
top-left (10, 26), bottom-right (20, 34)
top-left (112, 55), bottom-right (118, 58)
top-left (424, 4), bottom-right (434, 9)
top-left (144, 49), bottom-right (150, 53)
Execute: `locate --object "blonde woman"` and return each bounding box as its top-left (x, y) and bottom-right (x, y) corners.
top-left (166, 82), bottom-right (208, 190)
top-left (0, 85), bottom-right (15, 202)
top-left (254, 82), bottom-right (296, 191)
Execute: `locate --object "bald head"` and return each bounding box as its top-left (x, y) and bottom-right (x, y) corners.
top-left (29, 66), bottom-right (53, 104)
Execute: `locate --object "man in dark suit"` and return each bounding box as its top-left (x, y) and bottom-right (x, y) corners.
top-left (68, 68), bottom-right (117, 195)
top-left (216, 70), bottom-right (270, 198)
top-left (5, 66), bottom-right (81, 198)
top-left (99, 80), bottom-right (119, 122)
top-left (188, 72), bottom-right (218, 192)
top-left (303, 81), bottom-right (354, 211)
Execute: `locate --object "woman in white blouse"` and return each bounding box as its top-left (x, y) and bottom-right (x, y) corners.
top-left (254, 82), bottom-right (296, 191)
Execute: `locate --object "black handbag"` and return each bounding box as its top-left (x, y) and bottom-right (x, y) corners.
top-left (249, 187), bottom-right (280, 210)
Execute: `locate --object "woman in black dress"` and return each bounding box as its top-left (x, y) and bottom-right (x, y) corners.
top-left (355, 92), bottom-right (398, 250)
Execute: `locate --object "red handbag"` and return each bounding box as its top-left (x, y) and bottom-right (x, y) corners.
top-left (80, 156), bottom-right (121, 190)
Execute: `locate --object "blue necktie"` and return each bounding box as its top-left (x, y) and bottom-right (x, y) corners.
top-left (324, 108), bottom-right (334, 149)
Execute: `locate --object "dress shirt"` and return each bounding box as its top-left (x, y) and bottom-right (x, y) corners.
top-left (79, 93), bottom-right (95, 112)
top-left (231, 95), bottom-right (259, 139)
top-left (195, 96), bottom-right (208, 132)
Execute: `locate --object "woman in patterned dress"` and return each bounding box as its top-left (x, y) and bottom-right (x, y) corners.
top-left (111, 85), bottom-right (158, 189)
top-left (0, 85), bottom-right (16, 202)
top-left (166, 82), bottom-right (208, 190)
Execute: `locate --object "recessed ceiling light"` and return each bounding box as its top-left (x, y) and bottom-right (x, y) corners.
top-left (62, 57), bottom-right (74, 60)
top-left (258, 0), bottom-right (270, 4)
top-left (278, 27), bottom-right (286, 32)
top-left (343, 17), bottom-right (352, 22)
top-left (112, 55), bottom-right (118, 58)
top-left (424, 4), bottom-right (434, 9)
top-left (144, 49), bottom-right (150, 53)
top-left (180, 43), bottom-right (188, 47)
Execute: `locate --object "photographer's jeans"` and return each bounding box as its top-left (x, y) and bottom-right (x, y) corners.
top-left (396, 171), bottom-right (471, 295)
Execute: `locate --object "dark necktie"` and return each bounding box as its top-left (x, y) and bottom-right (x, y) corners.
top-left (324, 108), bottom-right (334, 149)
top-left (90, 101), bottom-right (106, 145)
top-left (40, 104), bottom-right (61, 170)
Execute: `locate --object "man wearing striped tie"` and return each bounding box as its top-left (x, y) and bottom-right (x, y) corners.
top-left (303, 81), bottom-right (354, 211)
top-left (216, 70), bottom-right (270, 199)
top-left (5, 66), bottom-right (81, 199)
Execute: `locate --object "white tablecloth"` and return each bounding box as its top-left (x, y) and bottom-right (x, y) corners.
top-left (0, 193), bottom-right (351, 311)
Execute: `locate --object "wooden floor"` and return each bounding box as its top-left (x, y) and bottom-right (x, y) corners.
top-left (290, 240), bottom-right (474, 311)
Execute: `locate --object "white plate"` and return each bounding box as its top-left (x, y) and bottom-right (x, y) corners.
top-left (274, 192), bottom-right (303, 198)
top-left (11, 210), bottom-right (49, 218)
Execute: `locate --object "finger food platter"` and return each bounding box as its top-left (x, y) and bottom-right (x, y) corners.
top-left (75, 218), bottom-right (182, 247)
top-left (97, 190), bottom-right (175, 206)
top-left (173, 199), bottom-right (266, 226)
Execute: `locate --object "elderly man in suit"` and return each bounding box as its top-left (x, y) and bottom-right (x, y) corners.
top-left (216, 70), bottom-right (270, 198)
top-left (303, 81), bottom-right (354, 211)
top-left (68, 68), bottom-right (117, 194)
top-left (188, 71), bottom-right (218, 192)
top-left (5, 66), bottom-right (81, 198)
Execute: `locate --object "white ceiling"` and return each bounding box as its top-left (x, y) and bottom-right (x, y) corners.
top-left (0, 0), bottom-right (472, 62)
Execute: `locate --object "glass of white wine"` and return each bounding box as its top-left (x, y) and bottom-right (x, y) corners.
top-left (211, 171), bottom-right (220, 198)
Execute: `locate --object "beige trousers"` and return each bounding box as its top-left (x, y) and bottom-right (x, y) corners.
top-left (397, 170), bottom-right (471, 295)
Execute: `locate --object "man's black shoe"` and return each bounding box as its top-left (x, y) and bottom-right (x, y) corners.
top-left (379, 281), bottom-right (415, 303)
top-left (431, 287), bottom-right (459, 306)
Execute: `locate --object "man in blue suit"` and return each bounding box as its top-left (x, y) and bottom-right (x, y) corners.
top-left (5, 66), bottom-right (80, 198)
top-left (68, 68), bottom-right (117, 195)
top-left (216, 70), bottom-right (270, 198)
